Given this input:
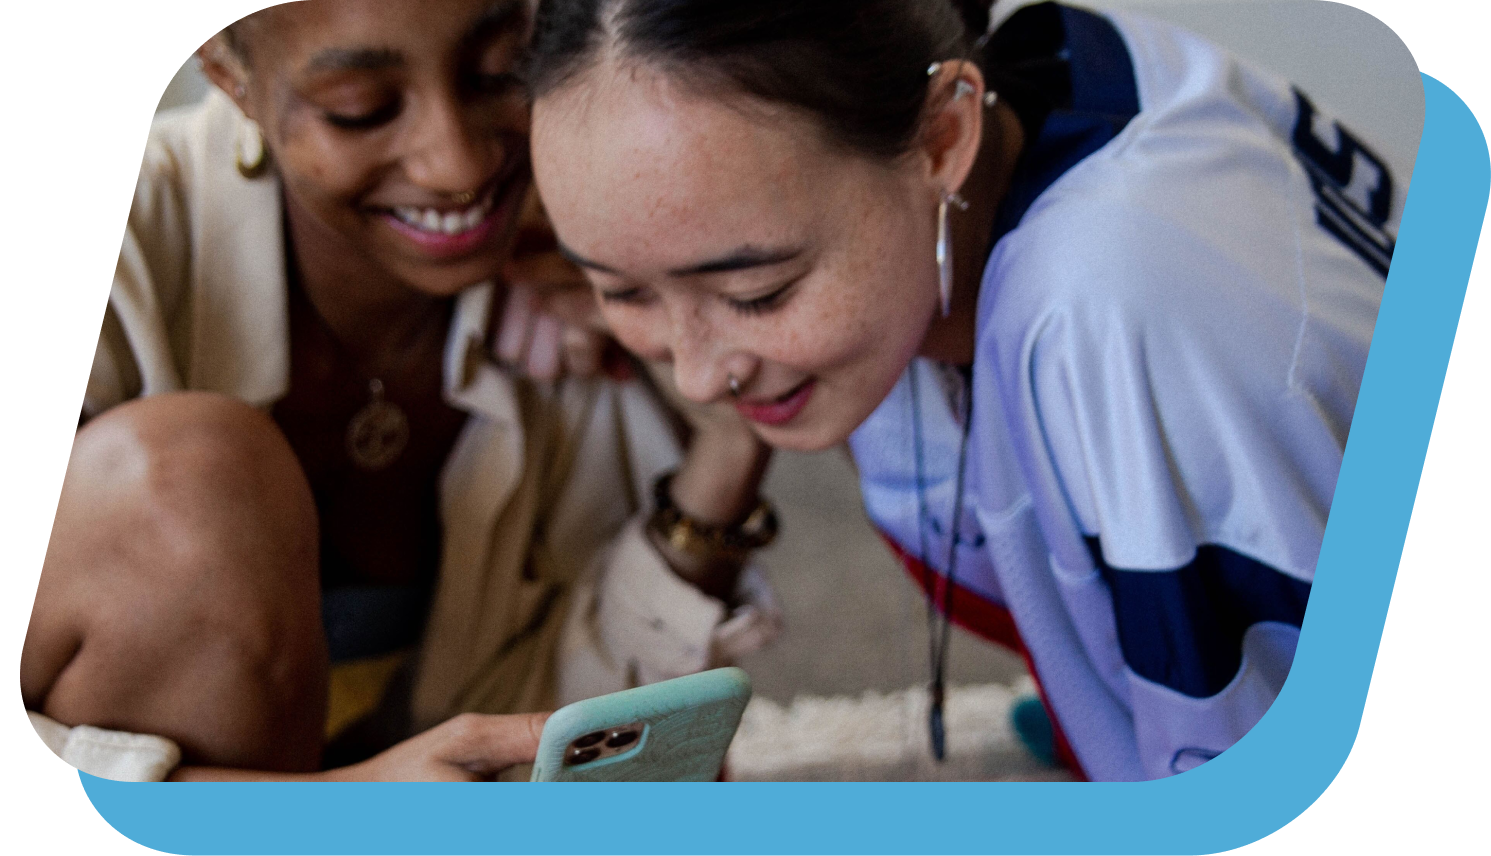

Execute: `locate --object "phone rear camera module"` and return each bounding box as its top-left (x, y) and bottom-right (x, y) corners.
top-left (606, 729), bottom-right (639, 749)
top-left (566, 746), bottom-right (602, 766)
top-left (558, 720), bottom-right (646, 770)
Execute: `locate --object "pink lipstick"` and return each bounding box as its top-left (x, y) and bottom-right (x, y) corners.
top-left (734, 379), bottom-right (815, 426)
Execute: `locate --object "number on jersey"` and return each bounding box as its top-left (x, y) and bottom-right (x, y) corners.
top-left (1292, 89), bottom-right (1395, 277)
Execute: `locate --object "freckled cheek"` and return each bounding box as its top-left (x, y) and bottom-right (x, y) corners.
top-left (773, 291), bottom-right (884, 368)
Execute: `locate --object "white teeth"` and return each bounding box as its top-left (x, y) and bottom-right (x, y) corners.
top-left (392, 197), bottom-right (493, 236)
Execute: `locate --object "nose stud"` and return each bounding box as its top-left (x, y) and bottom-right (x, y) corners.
top-left (727, 375), bottom-right (742, 398)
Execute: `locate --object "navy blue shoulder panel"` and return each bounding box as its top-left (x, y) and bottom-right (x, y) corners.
top-left (985, 3), bottom-right (1141, 245)
top-left (1084, 537), bottom-right (1312, 698)
top-left (1064, 4), bottom-right (1141, 119)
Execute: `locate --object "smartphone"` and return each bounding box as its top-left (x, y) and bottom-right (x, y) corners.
top-left (530, 667), bottom-right (752, 782)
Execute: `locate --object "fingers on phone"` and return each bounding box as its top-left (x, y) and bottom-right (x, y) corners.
top-left (441, 711), bottom-right (550, 775)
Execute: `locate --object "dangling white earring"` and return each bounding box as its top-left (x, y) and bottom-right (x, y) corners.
top-left (937, 192), bottom-right (969, 318)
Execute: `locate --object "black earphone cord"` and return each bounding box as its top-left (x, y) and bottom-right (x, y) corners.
top-left (909, 361), bottom-right (974, 762)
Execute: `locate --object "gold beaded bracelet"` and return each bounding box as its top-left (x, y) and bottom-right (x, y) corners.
top-left (647, 472), bottom-right (779, 561)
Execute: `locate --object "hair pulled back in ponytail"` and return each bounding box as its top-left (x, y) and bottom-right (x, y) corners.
top-left (527, 0), bottom-right (991, 160)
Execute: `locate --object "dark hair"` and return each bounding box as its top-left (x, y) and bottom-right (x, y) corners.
top-left (526, 0), bottom-right (992, 160)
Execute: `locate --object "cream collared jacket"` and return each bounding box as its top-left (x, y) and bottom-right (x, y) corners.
top-left (37, 91), bottom-right (778, 780)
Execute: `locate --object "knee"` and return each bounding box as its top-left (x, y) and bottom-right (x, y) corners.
top-left (43, 392), bottom-right (323, 683)
top-left (30, 396), bottom-right (328, 759)
top-left (63, 392), bottom-right (317, 575)
top-left (72, 392), bottom-right (312, 523)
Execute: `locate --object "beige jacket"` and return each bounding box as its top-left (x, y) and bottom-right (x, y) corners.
top-left (43, 92), bottom-right (777, 778)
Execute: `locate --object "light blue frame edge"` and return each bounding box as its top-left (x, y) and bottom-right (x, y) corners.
top-left (75, 74), bottom-right (1488, 856)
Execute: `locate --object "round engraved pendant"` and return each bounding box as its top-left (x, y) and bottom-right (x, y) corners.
top-left (346, 379), bottom-right (409, 471)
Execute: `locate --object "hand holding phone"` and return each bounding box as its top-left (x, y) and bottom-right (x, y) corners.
top-left (530, 667), bottom-right (752, 782)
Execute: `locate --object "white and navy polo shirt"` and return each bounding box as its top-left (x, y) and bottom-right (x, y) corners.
top-left (850, 1), bottom-right (1392, 780)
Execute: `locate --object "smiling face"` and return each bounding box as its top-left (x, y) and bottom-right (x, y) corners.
top-left (210, 0), bottom-right (535, 297)
top-left (531, 64), bottom-right (946, 451)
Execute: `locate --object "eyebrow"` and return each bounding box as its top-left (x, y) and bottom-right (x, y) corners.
top-left (558, 243), bottom-right (804, 277)
top-left (304, 47), bottom-right (404, 74)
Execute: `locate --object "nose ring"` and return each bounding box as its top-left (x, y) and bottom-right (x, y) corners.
top-left (450, 189), bottom-right (477, 205)
top-left (727, 375), bottom-right (742, 398)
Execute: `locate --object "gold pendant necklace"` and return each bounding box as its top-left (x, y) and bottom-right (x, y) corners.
top-left (291, 277), bottom-right (441, 473)
top-left (346, 378), bottom-right (410, 471)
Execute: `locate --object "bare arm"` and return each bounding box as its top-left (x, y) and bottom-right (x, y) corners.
top-left (650, 402), bottom-right (772, 602)
top-left (169, 712), bottom-right (548, 782)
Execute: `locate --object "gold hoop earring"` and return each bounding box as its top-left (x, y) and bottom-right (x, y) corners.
top-left (235, 120), bottom-right (269, 179)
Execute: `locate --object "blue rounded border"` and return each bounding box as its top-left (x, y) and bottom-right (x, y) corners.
top-left (76, 74), bottom-right (1487, 856)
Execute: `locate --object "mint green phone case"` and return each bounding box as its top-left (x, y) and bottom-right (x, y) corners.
top-left (530, 667), bottom-right (752, 782)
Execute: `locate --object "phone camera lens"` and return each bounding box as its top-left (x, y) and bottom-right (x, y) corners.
top-left (566, 746), bottom-right (602, 765)
top-left (573, 731), bottom-right (606, 748)
top-left (606, 729), bottom-right (639, 749)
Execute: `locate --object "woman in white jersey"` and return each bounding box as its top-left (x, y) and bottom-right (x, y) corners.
top-left (526, 0), bottom-right (1393, 780)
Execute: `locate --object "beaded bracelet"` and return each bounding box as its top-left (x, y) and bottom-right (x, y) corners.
top-left (647, 472), bottom-right (779, 560)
